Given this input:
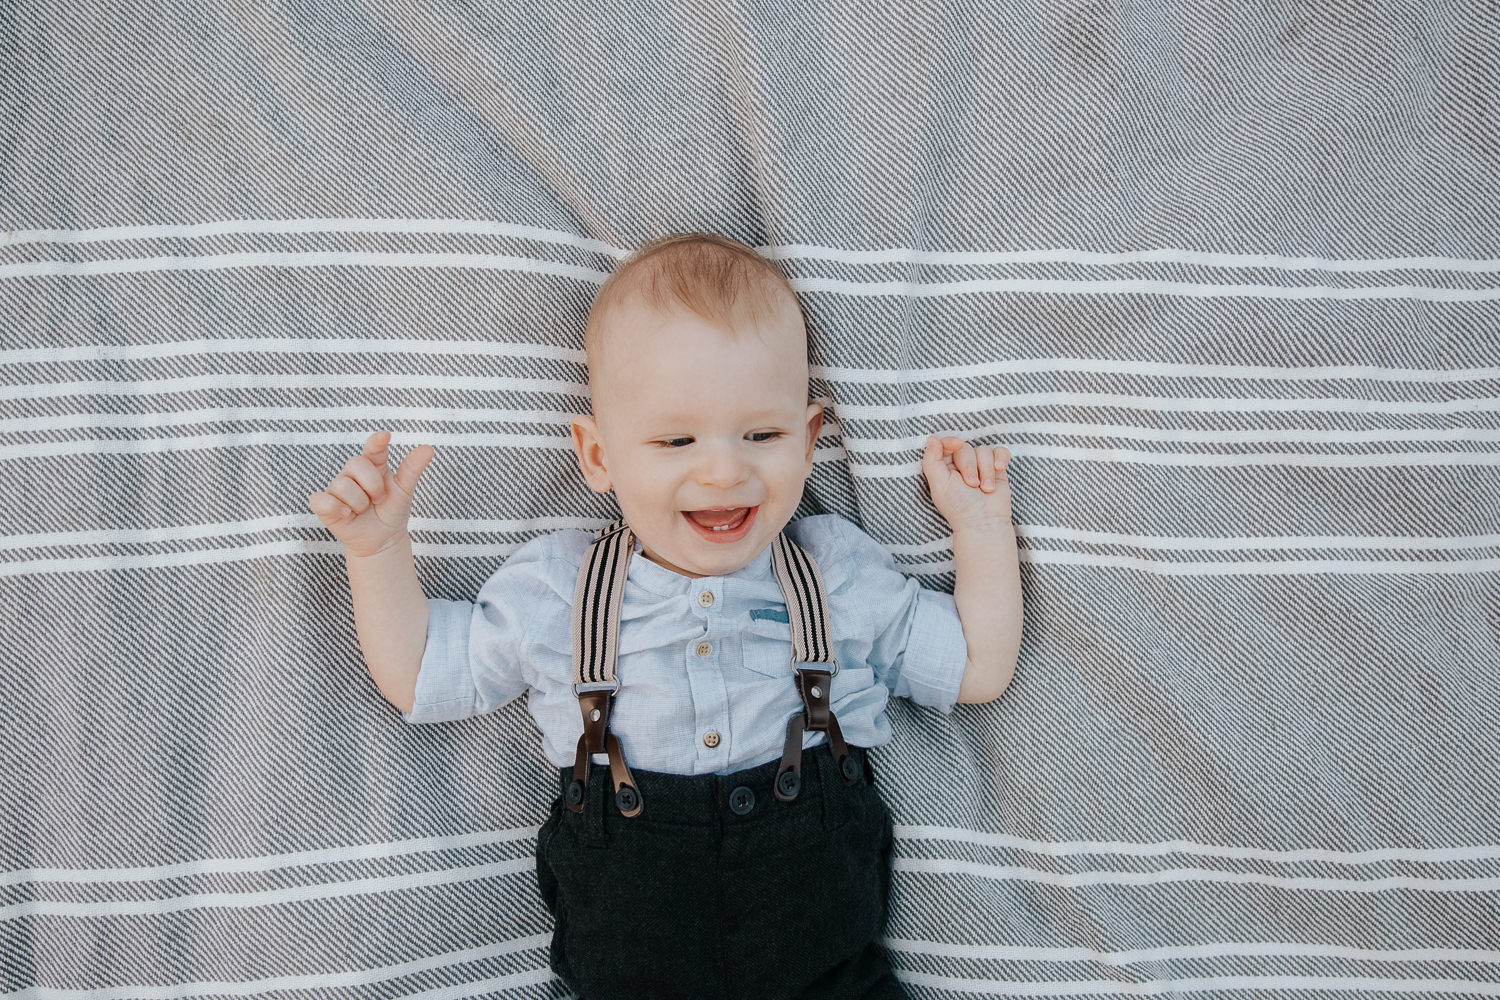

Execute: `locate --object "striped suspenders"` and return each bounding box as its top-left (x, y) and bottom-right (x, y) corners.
top-left (567, 520), bottom-right (861, 818)
top-left (767, 534), bottom-right (860, 801)
top-left (567, 519), bottom-right (640, 816)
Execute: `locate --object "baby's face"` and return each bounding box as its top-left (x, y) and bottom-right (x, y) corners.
top-left (572, 302), bottom-right (822, 578)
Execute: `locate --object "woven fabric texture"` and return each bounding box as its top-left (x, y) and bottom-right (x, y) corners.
top-left (3, 2), bottom-right (1498, 996)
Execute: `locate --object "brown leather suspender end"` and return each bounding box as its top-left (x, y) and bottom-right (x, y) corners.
top-left (568, 685), bottom-right (644, 818)
top-left (775, 661), bottom-right (859, 801)
top-left (603, 732), bottom-right (641, 817)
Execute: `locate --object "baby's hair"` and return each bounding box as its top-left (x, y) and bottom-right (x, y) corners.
top-left (584, 233), bottom-right (803, 357)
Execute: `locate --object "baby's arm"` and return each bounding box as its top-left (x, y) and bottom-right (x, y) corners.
top-left (921, 435), bottom-right (1023, 703)
top-left (308, 430), bottom-right (437, 714)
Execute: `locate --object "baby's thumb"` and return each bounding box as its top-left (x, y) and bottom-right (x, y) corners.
top-left (393, 444), bottom-right (436, 495)
top-left (920, 435), bottom-right (942, 476)
top-left (393, 444), bottom-right (436, 496)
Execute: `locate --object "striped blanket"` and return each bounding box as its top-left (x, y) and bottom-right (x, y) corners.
top-left (4, 3), bottom-right (1498, 997)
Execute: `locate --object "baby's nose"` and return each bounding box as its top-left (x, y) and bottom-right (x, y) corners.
top-left (694, 441), bottom-right (749, 486)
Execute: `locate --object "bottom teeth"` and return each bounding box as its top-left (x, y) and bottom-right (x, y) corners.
top-left (689, 507), bottom-right (750, 532)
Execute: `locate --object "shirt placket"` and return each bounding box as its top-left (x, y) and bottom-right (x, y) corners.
top-left (684, 581), bottom-right (731, 771)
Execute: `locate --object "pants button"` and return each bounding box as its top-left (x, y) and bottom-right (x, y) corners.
top-left (729, 786), bottom-right (756, 815)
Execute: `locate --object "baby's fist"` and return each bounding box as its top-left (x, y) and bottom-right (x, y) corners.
top-left (921, 435), bottom-right (1013, 529)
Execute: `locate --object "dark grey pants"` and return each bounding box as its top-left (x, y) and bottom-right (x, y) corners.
top-left (536, 743), bottom-right (906, 1000)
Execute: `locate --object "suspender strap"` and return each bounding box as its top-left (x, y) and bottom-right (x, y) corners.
top-left (770, 535), bottom-right (859, 801)
top-left (567, 519), bottom-right (642, 818)
top-left (573, 518), bottom-right (632, 688)
top-left (770, 533), bottom-right (832, 664)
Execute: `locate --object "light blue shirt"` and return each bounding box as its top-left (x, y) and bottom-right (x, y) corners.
top-left (405, 514), bottom-right (968, 775)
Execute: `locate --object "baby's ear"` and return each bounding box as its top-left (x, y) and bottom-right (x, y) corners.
top-left (803, 403), bottom-right (824, 464)
top-left (570, 416), bottom-right (612, 493)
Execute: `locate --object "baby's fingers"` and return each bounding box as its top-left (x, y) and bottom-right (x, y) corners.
top-left (949, 439), bottom-right (980, 488)
top-left (341, 452), bottom-right (388, 504)
top-left (307, 489), bottom-right (356, 527)
top-left (975, 444), bottom-right (996, 492)
top-left (973, 445), bottom-right (1013, 492)
top-left (322, 471), bottom-right (376, 516)
top-left (361, 430), bottom-right (392, 469)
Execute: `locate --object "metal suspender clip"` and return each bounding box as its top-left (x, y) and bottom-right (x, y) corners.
top-left (795, 659), bottom-right (839, 680)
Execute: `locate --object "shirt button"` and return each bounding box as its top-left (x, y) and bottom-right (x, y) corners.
top-left (697, 590), bottom-right (715, 608)
top-left (703, 730), bottom-right (721, 748)
top-left (695, 641), bottom-right (713, 658)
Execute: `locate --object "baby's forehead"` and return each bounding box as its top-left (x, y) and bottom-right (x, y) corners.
top-left (584, 308), bottom-right (811, 422)
top-left (586, 294), bottom-right (807, 374)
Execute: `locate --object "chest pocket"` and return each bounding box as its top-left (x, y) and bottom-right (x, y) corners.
top-left (747, 613), bottom-right (889, 702)
top-left (740, 611), bottom-right (799, 679)
top-left (739, 611), bottom-right (877, 688)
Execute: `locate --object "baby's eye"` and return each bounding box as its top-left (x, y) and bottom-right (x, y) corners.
top-left (746, 431), bottom-right (784, 443)
top-left (656, 437), bottom-right (694, 448)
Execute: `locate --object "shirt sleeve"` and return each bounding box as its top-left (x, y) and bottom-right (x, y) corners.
top-left (794, 515), bottom-right (968, 713)
top-left (401, 532), bottom-right (581, 725)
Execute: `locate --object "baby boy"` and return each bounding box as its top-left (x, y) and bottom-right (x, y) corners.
top-left (309, 233), bottom-right (1022, 999)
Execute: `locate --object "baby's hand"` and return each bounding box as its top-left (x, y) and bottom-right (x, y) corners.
top-left (921, 435), bottom-right (1013, 530)
top-left (308, 430), bottom-right (435, 559)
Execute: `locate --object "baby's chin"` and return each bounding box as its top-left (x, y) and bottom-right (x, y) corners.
top-left (639, 531), bottom-right (775, 579)
top-left (639, 546), bottom-right (761, 580)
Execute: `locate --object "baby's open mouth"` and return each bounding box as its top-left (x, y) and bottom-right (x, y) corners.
top-left (683, 506), bottom-right (758, 541)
